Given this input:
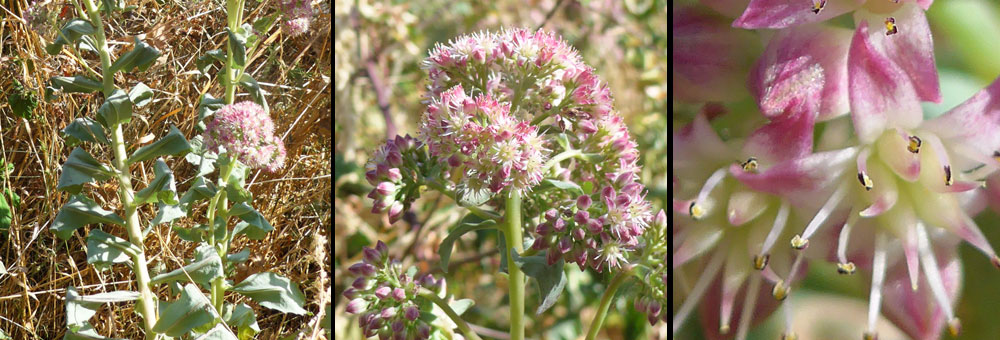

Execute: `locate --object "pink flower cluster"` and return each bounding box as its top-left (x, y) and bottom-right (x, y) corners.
top-left (365, 135), bottom-right (423, 223)
top-left (203, 101), bottom-right (286, 173)
top-left (419, 85), bottom-right (547, 196)
top-left (343, 241), bottom-right (441, 339)
top-left (280, 0), bottom-right (312, 37)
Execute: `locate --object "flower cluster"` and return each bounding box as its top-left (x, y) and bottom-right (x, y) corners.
top-left (280, 0), bottom-right (313, 37)
top-left (203, 101), bottom-right (286, 173)
top-left (419, 85), bottom-right (547, 196)
top-left (343, 241), bottom-right (442, 339)
top-left (633, 210), bottom-right (667, 326)
top-left (365, 135), bottom-right (428, 223)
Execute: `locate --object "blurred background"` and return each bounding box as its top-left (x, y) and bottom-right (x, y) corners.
top-left (334, 0), bottom-right (666, 339)
top-left (671, 0), bottom-right (1000, 339)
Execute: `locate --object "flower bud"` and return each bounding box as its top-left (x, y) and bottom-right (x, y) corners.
top-left (376, 240), bottom-right (389, 257)
top-left (346, 298), bottom-right (367, 314)
top-left (574, 210), bottom-right (590, 224)
top-left (579, 119), bottom-right (598, 134)
top-left (376, 182), bottom-right (397, 196)
top-left (587, 219), bottom-right (603, 234)
top-left (381, 307), bottom-right (397, 319)
top-left (552, 218), bottom-right (566, 233)
top-left (577, 195), bottom-right (592, 210)
top-left (558, 237), bottom-right (573, 254)
top-left (653, 209), bottom-right (666, 228)
top-left (535, 222), bottom-right (551, 236)
top-left (363, 247), bottom-right (384, 266)
top-left (388, 202), bottom-right (405, 223)
top-left (342, 287), bottom-right (358, 299)
top-left (386, 168), bottom-right (403, 182)
top-left (349, 263), bottom-right (376, 277)
top-left (544, 209), bottom-right (559, 222)
top-left (417, 324), bottom-right (431, 339)
top-left (352, 277), bottom-right (369, 290)
top-left (365, 170), bottom-right (379, 185)
top-left (547, 247), bottom-right (562, 265)
top-left (392, 288), bottom-right (407, 301)
top-left (405, 305), bottom-right (420, 321)
top-left (374, 286), bottom-right (391, 299)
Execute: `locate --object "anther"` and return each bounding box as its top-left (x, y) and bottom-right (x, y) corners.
top-left (948, 318), bottom-right (962, 336)
top-left (753, 254), bottom-right (770, 270)
top-left (857, 172), bottom-right (873, 191)
top-left (993, 151), bottom-right (1000, 163)
top-left (811, 0), bottom-right (826, 14)
top-left (689, 202), bottom-right (705, 220)
top-left (836, 262), bottom-right (856, 275)
top-left (772, 280), bottom-right (789, 301)
top-left (992, 255), bottom-right (1000, 269)
top-left (781, 333), bottom-right (798, 340)
top-left (720, 324), bottom-right (731, 334)
top-left (741, 157), bottom-right (759, 173)
top-left (790, 235), bottom-right (809, 250)
top-left (907, 135), bottom-right (921, 153)
top-left (944, 165), bottom-right (953, 186)
top-left (863, 332), bottom-right (878, 340)
top-left (885, 17), bottom-right (898, 36)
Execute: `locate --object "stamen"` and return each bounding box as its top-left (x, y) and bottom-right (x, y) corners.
top-left (916, 222), bottom-right (960, 336)
top-left (857, 148), bottom-right (874, 191)
top-left (810, 0), bottom-right (826, 14)
top-left (753, 255), bottom-right (769, 271)
top-left (945, 166), bottom-right (953, 186)
top-left (774, 251), bottom-right (805, 301)
top-left (741, 157), bottom-right (759, 173)
top-left (994, 150), bottom-right (1000, 163)
top-left (672, 250), bottom-right (726, 335)
top-left (925, 135), bottom-right (954, 186)
top-left (836, 209), bottom-right (859, 274)
top-left (689, 201), bottom-right (705, 220)
top-left (756, 200), bottom-right (791, 269)
top-left (734, 274), bottom-right (762, 340)
top-left (903, 223), bottom-right (920, 291)
top-left (782, 301), bottom-right (797, 340)
top-left (907, 135), bottom-right (921, 153)
top-left (885, 17), bottom-right (898, 36)
top-left (772, 279), bottom-right (789, 301)
top-left (690, 167), bottom-right (728, 220)
top-left (796, 184), bottom-right (848, 247)
top-left (866, 233), bottom-right (888, 337)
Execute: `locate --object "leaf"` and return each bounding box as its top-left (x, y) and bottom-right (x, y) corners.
top-left (227, 27), bottom-right (248, 68)
top-left (226, 184), bottom-right (252, 205)
top-left (237, 74), bottom-right (268, 112)
top-left (51, 195), bottom-right (125, 240)
top-left (185, 135), bottom-right (218, 177)
top-left (193, 323), bottom-right (240, 340)
top-left (0, 190), bottom-right (13, 233)
top-left (126, 125), bottom-right (191, 165)
top-left (195, 50), bottom-right (226, 77)
top-left (57, 148), bottom-right (114, 194)
top-left (229, 203), bottom-right (275, 240)
top-left (175, 177), bottom-right (218, 217)
top-left (195, 94), bottom-right (226, 131)
top-left (47, 76), bottom-right (102, 98)
top-left (46, 19), bottom-right (96, 55)
top-left (128, 82), bottom-right (154, 108)
top-left (86, 229), bottom-right (140, 267)
top-left (438, 214), bottom-right (497, 273)
top-left (230, 272), bottom-right (307, 315)
top-left (149, 245), bottom-right (224, 289)
top-left (62, 118), bottom-right (110, 146)
top-left (63, 322), bottom-right (124, 340)
top-left (7, 79), bottom-right (38, 120)
top-left (65, 286), bottom-right (99, 331)
top-left (95, 89), bottom-right (133, 128)
top-left (537, 179), bottom-right (583, 196)
top-left (456, 184), bottom-right (492, 207)
top-left (222, 303), bottom-right (261, 340)
top-left (109, 37), bottom-right (160, 73)
top-left (152, 284), bottom-right (217, 337)
top-left (135, 159), bottom-right (178, 205)
top-left (252, 13), bottom-right (279, 34)
top-left (227, 249), bottom-right (251, 263)
top-left (512, 251), bottom-right (568, 315)
top-left (172, 224), bottom-right (208, 243)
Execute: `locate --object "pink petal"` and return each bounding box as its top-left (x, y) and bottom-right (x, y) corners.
top-left (858, 162), bottom-right (898, 218)
top-left (674, 6), bottom-right (760, 102)
top-left (673, 226), bottom-right (726, 268)
top-left (882, 241), bottom-right (961, 340)
top-left (748, 24), bottom-right (852, 121)
top-left (988, 173), bottom-right (1000, 215)
top-left (875, 129), bottom-right (921, 182)
top-left (733, 0), bottom-right (864, 29)
top-left (923, 75), bottom-right (1000, 158)
top-left (848, 22), bottom-right (924, 143)
top-left (727, 191), bottom-right (769, 226)
top-left (698, 0), bottom-right (751, 18)
top-left (854, 3), bottom-right (940, 103)
top-left (740, 107), bottom-right (817, 165)
top-left (730, 147), bottom-right (857, 199)
top-left (674, 111), bottom-right (738, 178)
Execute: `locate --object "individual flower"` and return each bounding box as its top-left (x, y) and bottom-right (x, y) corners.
top-left (203, 101), bottom-right (286, 172)
top-left (767, 25), bottom-right (1000, 340)
top-left (343, 241), bottom-right (441, 339)
top-left (281, 0), bottom-right (313, 37)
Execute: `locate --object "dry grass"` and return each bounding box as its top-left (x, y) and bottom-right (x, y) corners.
top-left (0, 0), bottom-right (332, 338)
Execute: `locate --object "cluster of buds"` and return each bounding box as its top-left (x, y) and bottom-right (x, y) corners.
top-left (531, 183), bottom-right (651, 271)
top-left (419, 85), bottom-right (547, 196)
top-left (280, 0), bottom-right (313, 37)
top-left (633, 210), bottom-right (667, 326)
top-left (343, 241), bottom-right (443, 339)
top-left (203, 101), bottom-right (286, 173)
top-left (365, 135), bottom-right (428, 223)
top-left (22, 1), bottom-right (52, 36)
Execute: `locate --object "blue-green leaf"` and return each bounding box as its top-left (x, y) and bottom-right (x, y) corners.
top-left (51, 195), bottom-right (125, 240)
top-left (237, 74), bottom-right (268, 112)
top-left (96, 89), bottom-right (133, 128)
top-left (135, 159), bottom-right (178, 205)
top-left (62, 118), bottom-right (110, 146)
top-left (57, 148), bottom-right (114, 194)
top-left (149, 244), bottom-right (224, 289)
top-left (438, 214), bottom-right (497, 273)
top-left (126, 125), bottom-right (191, 165)
top-left (229, 203), bottom-right (274, 240)
top-left (512, 251), bottom-right (567, 315)
top-left (222, 303), bottom-right (261, 340)
top-left (230, 272), bottom-right (307, 315)
top-left (129, 82), bottom-right (154, 108)
top-left (46, 19), bottom-right (96, 55)
top-left (86, 229), bottom-right (140, 268)
top-left (109, 37), bottom-right (160, 73)
top-left (152, 284), bottom-right (217, 337)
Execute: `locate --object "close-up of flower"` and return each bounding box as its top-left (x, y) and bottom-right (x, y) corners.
top-left (673, 0), bottom-right (1000, 339)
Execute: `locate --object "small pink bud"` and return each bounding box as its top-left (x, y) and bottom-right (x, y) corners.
top-left (448, 154), bottom-right (462, 167)
top-left (343, 287), bottom-right (358, 299)
top-left (376, 240), bottom-right (389, 257)
top-left (654, 209), bottom-right (666, 228)
top-left (405, 305), bottom-right (420, 321)
top-left (587, 220), bottom-right (603, 234)
top-left (365, 170), bottom-right (378, 185)
top-left (417, 324), bottom-right (431, 339)
top-left (392, 288), bottom-right (407, 301)
top-left (349, 263), bottom-right (376, 277)
top-left (558, 238), bottom-right (573, 254)
top-left (574, 228), bottom-right (587, 241)
top-left (374, 286), bottom-right (391, 299)
top-left (376, 182), bottom-right (396, 196)
top-left (386, 168), bottom-right (403, 182)
top-left (547, 247), bottom-right (562, 265)
top-left (388, 202), bottom-right (404, 223)
top-left (381, 307), bottom-right (396, 319)
top-left (574, 210), bottom-right (590, 224)
top-left (352, 277), bottom-right (369, 290)
top-left (392, 320), bottom-right (405, 333)
top-left (535, 222), bottom-right (551, 236)
top-left (532, 237), bottom-right (549, 250)
top-left (579, 119), bottom-right (598, 134)
top-left (577, 195), bottom-right (592, 209)
top-left (346, 298), bottom-right (367, 314)
top-left (552, 219), bottom-right (566, 232)
top-left (363, 247), bottom-right (383, 266)
top-left (544, 209), bottom-right (559, 222)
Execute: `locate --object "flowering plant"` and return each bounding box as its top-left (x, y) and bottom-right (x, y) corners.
top-left (343, 28), bottom-right (665, 339)
top-left (673, 1), bottom-right (1000, 339)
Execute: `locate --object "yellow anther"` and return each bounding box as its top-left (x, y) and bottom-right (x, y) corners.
top-left (863, 332), bottom-right (878, 340)
top-left (772, 280), bottom-right (789, 301)
top-left (791, 235), bottom-right (809, 250)
top-left (948, 318), bottom-right (962, 336)
top-left (858, 172), bottom-right (873, 191)
top-left (993, 151), bottom-right (1000, 163)
top-left (720, 324), bottom-right (731, 334)
top-left (781, 333), bottom-right (798, 340)
top-left (741, 157), bottom-right (759, 173)
top-left (811, 0), bottom-right (826, 14)
top-left (992, 255), bottom-right (1000, 269)
top-left (837, 262), bottom-right (856, 275)
top-left (907, 135), bottom-right (921, 153)
top-left (689, 202), bottom-right (705, 220)
top-left (885, 17), bottom-right (898, 36)
top-left (944, 166), bottom-right (953, 186)
top-left (753, 254), bottom-right (770, 270)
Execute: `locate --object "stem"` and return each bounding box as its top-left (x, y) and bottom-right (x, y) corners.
top-left (543, 149), bottom-right (582, 172)
top-left (423, 180), bottom-right (501, 220)
top-left (421, 290), bottom-right (485, 340)
top-left (585, 268), bottom-right (633, 340)
top-left (81, 0), bottom-right (157, 336)
top-left (224, 0), bottom-right (245, 104)
top-left (503, 193), bottom-right (525, 340)
top-left (208, 161), bottom-right (234, 313)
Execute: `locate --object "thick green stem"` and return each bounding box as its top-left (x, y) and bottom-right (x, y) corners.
top-left (503, 193), bottom-right (525, 340)
top-left (81, 0), bottom-right (157, 336)
top-left (584, 268), bottom-right (633, 340)
top-left (207, 161), bottom-right (234, 313)
top-left (420, 290), bottom-right (485, 340)
top-left (224, 0), bottom-right (245, 104)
